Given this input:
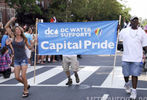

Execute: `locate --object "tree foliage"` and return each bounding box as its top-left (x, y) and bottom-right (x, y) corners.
top-left (5, 0), bottom-right (131, 24)
top-left (48, 0), bottom-right (130, 22)
top-left (5, 0), bottom-right (42, 24)
top-left (141, 19), bottom-right (147, 26)
top-left (5, 0), bottom-right (42, 14)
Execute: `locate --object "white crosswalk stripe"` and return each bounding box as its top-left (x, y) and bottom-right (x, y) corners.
top-left (0, 66), bottom-right (141, 89)
top-left (57, 66), bottom-right (100, 86)
top-left (0, 66), bottom-right (44, 83)
top-left (101, 67), bottom-right (125, 88)
top-left (0, 66), bottom-right (147, 91)
top-left (0, 66), bottom-right (124, 88)
top-left (17, 66), bottom-right (63, 85)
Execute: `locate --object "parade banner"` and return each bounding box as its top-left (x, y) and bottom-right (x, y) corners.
top-left (38, 21), bottom-right (118, 55)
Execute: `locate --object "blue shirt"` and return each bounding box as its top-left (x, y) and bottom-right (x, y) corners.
top-left (1, 35), bottom-right (8, 49)
top-left (24, 33), bottom-right (33, 45)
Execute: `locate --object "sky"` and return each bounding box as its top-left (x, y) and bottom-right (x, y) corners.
top-left (117, 0), bottom-right (147, 19)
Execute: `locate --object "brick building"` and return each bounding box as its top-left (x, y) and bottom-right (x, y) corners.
top-left (0, 0), bottom-right (15, 25)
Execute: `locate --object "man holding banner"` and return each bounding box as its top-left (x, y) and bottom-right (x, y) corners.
top-left (62, 55), bottom-right (80, 85)
top-left (119, 16), bottom-right (147, 99)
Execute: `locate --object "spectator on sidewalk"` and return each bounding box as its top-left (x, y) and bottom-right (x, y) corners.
top-left (24, 26), bottom-right (33, 66)
top-left (1, 29), bottom-right (14, 57)
top-left (0, 46), bottom-right (12, 78)
top-left (144, 25), bottom-right (147, 34)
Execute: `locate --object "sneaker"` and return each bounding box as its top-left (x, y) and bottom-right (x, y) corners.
top-left (124, 83), bottom-right (131, 93)
top-left (130, 90), bottom-right (137, 99)
top-left (66, 79), bottom-right (72, 86)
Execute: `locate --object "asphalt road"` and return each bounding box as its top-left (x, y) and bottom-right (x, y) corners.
top-left (0, 54), bottom-right (147, 100)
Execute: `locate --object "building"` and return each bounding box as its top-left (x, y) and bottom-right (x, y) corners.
top-left (0, 0), bottom-right (15, 25)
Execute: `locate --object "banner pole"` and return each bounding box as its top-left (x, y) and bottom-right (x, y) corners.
top-left (34, 18), bottom-right (38, 84)
top-left (111, 15), bottom-right (121, 86)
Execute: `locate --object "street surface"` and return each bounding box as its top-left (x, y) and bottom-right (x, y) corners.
top-left (0, 53), bottom-right (147, 100)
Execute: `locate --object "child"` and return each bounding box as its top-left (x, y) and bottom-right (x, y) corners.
top-left (0, 46), bottom-right (12, 78)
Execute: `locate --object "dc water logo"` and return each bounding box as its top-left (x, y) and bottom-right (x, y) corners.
top-left (44, 28), bottom-right (58, 37)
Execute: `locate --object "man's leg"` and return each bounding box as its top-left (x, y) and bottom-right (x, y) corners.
top-left (62, 56), bottom-right (72, 86)
top-left (74, 71), bottom-right (80, 83)
top-left (130, 76), bottom-right (138, 99)
top-left (65, 71), bottom-right (72, 85)
top-left (132, 76), bottom-right (138, 89)
top-left (124, 76), bottom-right (129, 83)
top-left (124, 76), bottom-right (131, 93)
top-left (130, 62), bottom-right (141, 99)
top-left (66, 71), bottom-right (71, 80)
top-left (122, 62), bottom-right (131, 93)
top-left (71, 56), bottom-right (80, 83)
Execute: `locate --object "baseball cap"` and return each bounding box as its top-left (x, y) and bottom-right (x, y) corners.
top-left (130, 16), bottom-right (138, 21)
top-left (144, 25), bottom-right (147, 30)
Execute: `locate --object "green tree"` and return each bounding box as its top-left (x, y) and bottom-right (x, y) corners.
top-left (5, 0), bottom-right (131, 24)
top-left (70, 0), bottom-right (130, 22)
top-left (47, 0), bottom-right (67, 22)
top-left (5, 0), bottom-right (42, 14)
top-left (141, 19), bottom-right (147, 26)
top-left (5, 0), bottom-right (42, 24)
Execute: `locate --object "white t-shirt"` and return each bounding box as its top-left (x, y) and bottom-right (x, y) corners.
top-left (119, 27), bottom-right (147, 62)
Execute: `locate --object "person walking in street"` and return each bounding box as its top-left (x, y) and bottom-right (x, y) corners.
top-left (62, 55), bottom-right (80, 86)
top-left (144, 25), bottom-right (147, 34)
top-left (119, 16), bottom-right (147, 99)
top-left (5, 17), bottom-right (31, 98)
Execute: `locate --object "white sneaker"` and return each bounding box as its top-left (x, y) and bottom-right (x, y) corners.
top-left (130, 90), bottom-right (137, 99)
top-left (124, 83), bottom-right (131, 93)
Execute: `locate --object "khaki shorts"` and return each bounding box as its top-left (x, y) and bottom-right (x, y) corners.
top-left (62, 56), bottom-right (79, 72)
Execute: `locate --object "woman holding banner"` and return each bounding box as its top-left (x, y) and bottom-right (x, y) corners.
top-left (5, 17), bottom-right (31, 98)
